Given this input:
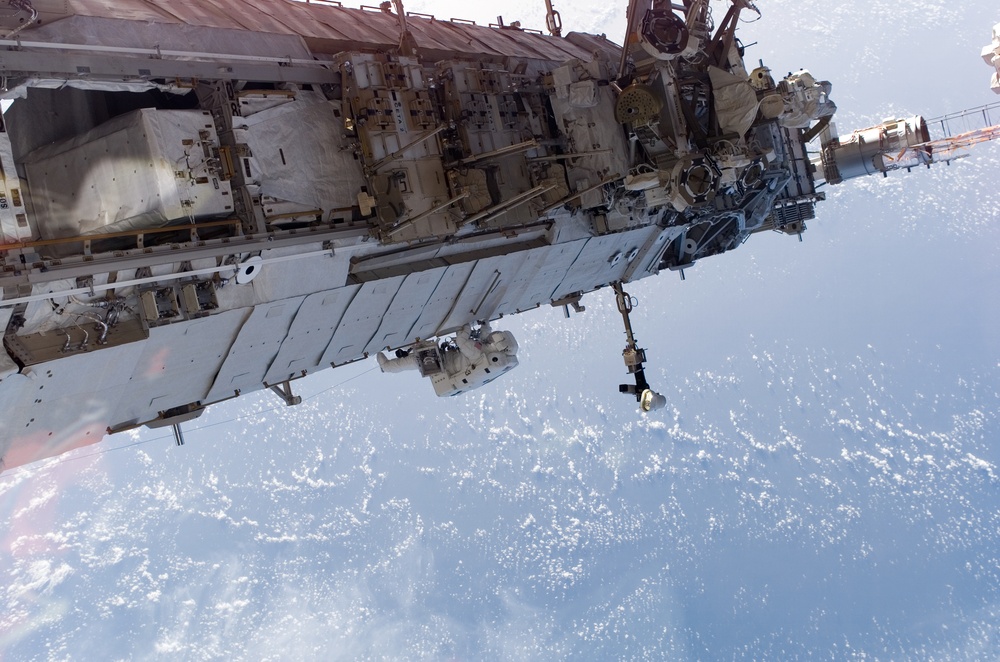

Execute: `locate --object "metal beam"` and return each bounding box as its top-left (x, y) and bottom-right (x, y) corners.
top-left (0, 225), bottom-right (370, 295)
top-left (0, 38), bottom-right (329, 67)
top-left (0, 47), bottom-right (338, 86)
top-left (0, 248), bottom-right (337, 307)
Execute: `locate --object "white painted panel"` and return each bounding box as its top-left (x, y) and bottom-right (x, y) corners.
top-left (0, 341), bottom-right (149, 471)
top-left (250, 248), bottom-right (353, 303)
top-left (551, 228), bottom-right (656, 301)
top-left (407, 262), bottom-right (476, 341)
top-left (551, 236), bottom-right (617, 299)
top-left (321, 276), bottom-right (405, 365)
top-left (518, 239), bottom-right (588, 306)
top-left (491, 247), bottom-right (548, 316)
top-left (263, 285), bottom-right (360, 384)
top-left (366, 267), bottom-right (446, 353)
top-left (475, 252), bottom-right (530, 321)
top-left (439, 253), bottom-right (527, 332)
top-left (621, 227), bottom-right (683, 282)
top-left (205, 296), bottom-right (306, 402)
top-left (494, 239), bottom-right (586, 315)
top-left (119, 308), bottom-right (251, 424)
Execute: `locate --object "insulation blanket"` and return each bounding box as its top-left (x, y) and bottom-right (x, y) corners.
top-left (23, 108), bottom-right (233, 240)
top-left (708, 66), bottom-right (759, 138)
top-left (240, 98), bottom-right (366, 214)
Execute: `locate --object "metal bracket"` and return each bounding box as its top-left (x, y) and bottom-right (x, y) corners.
top-left (269, 380), bottom-right (303, 406)
top-left (551, 292), bottom-right (586, 318)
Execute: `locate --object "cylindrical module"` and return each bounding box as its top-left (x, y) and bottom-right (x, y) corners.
top-left (818, 116), bottom-right (931, 184)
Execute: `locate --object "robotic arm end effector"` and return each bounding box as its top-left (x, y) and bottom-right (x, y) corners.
top-left (640, 388), bottom-right (667, 412)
